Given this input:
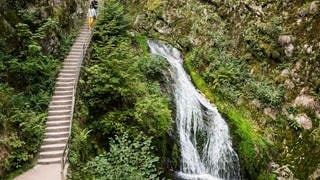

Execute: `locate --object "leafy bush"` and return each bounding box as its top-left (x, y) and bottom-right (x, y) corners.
top-left (134, 95), bottom-right (172, 137)
top-left (82, 132), bottom-right (160, 179)
top-left (243, 17), bottom-right (282, 61)
top-left (246, 81), bottom-right (284, 107)
top-left (138, 55), bottom-right (169, 81)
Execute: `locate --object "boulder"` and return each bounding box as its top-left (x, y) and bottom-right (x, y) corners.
top-left (273, 164), bottom-right (295, 180)
top-left (251, 99), bottom-right (261, 109)
top-left (294, 95), bottom-right (319, 110)
top-left (284, 79), bottom-right (295, 90)
top-left (295, 114), bottom-right (312, 130)
top-left (278, 35), bottom-right (294, 46)
top-left (309, 164), bottom-right (320, 180)
top-left (304, 44), bottom-right (313, 54)
top-left (281, 69), bottom-right (290, 78)
top-left (284, 44), bottom-right (295, 57)
top-left (264, 107), bottom-right (276, 120)
top-left (310, 1), bottom-right (319, 14)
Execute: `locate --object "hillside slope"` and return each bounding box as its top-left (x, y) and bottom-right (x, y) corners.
top-left (126, 0), bottom-right (320, 179)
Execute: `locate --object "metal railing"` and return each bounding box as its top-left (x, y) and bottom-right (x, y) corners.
top-left (60, 27), bottom-right (93, 180)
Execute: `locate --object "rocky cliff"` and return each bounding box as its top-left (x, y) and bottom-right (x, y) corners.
top-left (126, 0), bottom-right (320, 179)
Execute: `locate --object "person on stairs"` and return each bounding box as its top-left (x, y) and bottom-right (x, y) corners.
top-left (91, 0), bottom-right (98, 15)
top-left (87, 4), bottom-right (96, 30)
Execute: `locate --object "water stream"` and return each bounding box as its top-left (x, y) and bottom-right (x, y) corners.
top-left (148, 40), bottom-right (241, 180)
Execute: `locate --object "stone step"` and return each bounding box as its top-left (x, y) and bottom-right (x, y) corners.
top-left (63, 61), bottom-right (79, 66)
top-left (47, 115), bottom-right (71, 121)
top-left (56, 81), bottom-right (74, 86)
top-left (62, 66), bottom-right (78, 70)
top-left (47, 120), bottom-right (70, 127)
top-left (39, 150), bottom-right (64, 159)
top-left (55, 86), bottom-right (73, 91)
top-left (43, 137), bottom-right (68, 145)
top-left (60, 69), bottom-right (78, 74)
top-left (49, 104), bottom-right (72, 111)
top-left (37, 157), bottom-right (61, 164)
top-left (57, 77), bottom-right (75, 82)
top-left (52, 95), bottom-right (73, 101)
top-left (45, 131), bottom-right (70, 139)
top-left (48, 109), bottom-right (71, 116)
top-left (50, 100), bottom-right (72, 106)
top-left (60, 71), bottom-right (78, 76)
top-left (65, 55), bottom-right (80, 59)
top-left (70, 48), bottom-right (83, 52)
top-left (66, 55), bottom-right (81, 59)
top-left (63, 62), bottom-right (79, 66)
top-left (74, 40), bottom-right (87, 44)
top-left (54, 90), bottom-right (73, 96)
top-left (58, 74), bottom-right (77, 79)
top-left (69, 51), bottom-right (82, 55)
top-left (40, 143), bottom-right (66, 151)
top-left (45, 125), bottom-right (70, 133)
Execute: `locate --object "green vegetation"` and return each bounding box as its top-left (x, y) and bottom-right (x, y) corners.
top-left (69, 0), bottom-right (176, 178)
top-left (0, 0), bottom-right (86, 178)
top-left (185, 54), bottom-right (269, 178)
top-left (82, 132), bottom-right (159, 179)
top-left (125, 0), bottom-right (320, 178)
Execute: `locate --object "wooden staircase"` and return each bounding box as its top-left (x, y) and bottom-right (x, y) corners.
top-left (37, 23), bottom-right (92, 165)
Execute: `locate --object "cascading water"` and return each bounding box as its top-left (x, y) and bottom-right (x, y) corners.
top-left (148, 40), bottom-right (241, 180)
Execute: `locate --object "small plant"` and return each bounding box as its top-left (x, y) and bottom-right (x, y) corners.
top-left (287, 118), bottom-right (300, 131)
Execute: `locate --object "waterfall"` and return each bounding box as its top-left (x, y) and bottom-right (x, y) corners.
top-left (148, 40), bottom-right (241, 180)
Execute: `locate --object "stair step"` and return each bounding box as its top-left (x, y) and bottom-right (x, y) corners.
top-left (56, 81), bottom-right (74, 86)
top-left (66, 55), bottom-right (81, 59)
top-left (40, 143), bottom-right (66, 151)
top-left (54, 90), bottom-right (73, 96)
top-left (50, 99), bottom-right (72, 105)
top-left (63, 62), bottom-right (79, 66)
top-left (45, 125), bottom-right (70, 133)
top-left (49, 105), bottom-right (72, 111)
top-left (47, 120), bottom-right (70, 127)
top-left (65, 56), bottom-right (79, 60)
top-left (45, 131), bottom-right (70, 138)
top-left (47, 115), bottom-right (71, 121)
top-left (59, 71), bottom-right (77, 75)
top-left (39, 150), bottom-right (64, 159)
top-left (69, 52), bottom-right (82, 56)
top-left (62, 65), bottom-right (78, 69)
top-left (71, 48), bottom-right (83, 52)
top-left (60, 69), bottom-right (77, 74)
top-left (52, 95), bottom-right (73, 100)
top-left (43, 137), bottom-right (68, 145)
top-left (57, 77), bottom-right (75, 82)
top-left (55, 86), bottom-right (73, 91)
top-left (37, 157), bottom-right (61, 164)
top-left (48, 109), bottom-right (71, 116)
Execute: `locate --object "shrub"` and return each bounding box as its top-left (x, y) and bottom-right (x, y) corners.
top-left (82, 132), bottom-right (160, 179)
top-left (246, 81), bottom-right (284, 107)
